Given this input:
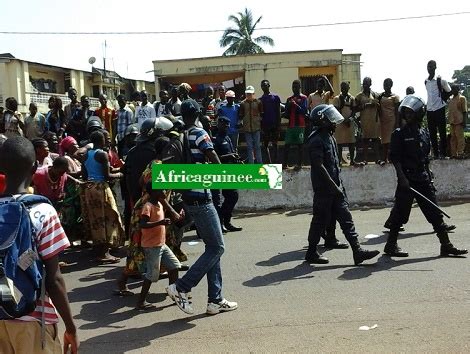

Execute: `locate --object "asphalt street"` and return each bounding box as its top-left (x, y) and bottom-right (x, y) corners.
top-left (60, 201), bottom-right (470, 353)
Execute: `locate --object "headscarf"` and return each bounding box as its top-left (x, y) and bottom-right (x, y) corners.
top-left (59, 136), bottom-right (77, 156)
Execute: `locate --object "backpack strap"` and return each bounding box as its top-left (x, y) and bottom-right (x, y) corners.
top-left (436, 77), bottom-right (443, 99)
top-left (15, 194), bottom-right (50, 349)
top-left (16, 194), bottom-right (51, 207)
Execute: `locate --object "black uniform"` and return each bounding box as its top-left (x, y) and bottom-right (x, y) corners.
top-left (307, 129), bottom-right (359, 247)
top-left (211, 132), bottom-right (239, 225)
top-left (125, 140), bottom-right (156, 204)
top-left (387, 125), bottom-right (445, 232)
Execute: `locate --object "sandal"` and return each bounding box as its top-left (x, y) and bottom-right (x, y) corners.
top-left (135, 302), bottom-right (156, 311)
top-left (96, 256), bottom-right (120, 264)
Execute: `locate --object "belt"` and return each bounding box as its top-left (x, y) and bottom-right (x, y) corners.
top-left (183, 198), bottom-right (211, 206)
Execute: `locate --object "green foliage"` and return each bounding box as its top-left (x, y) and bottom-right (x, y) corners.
top-left (219, 8), bottom-right (274, 56)
top-left (452, 65), bottom-right (470, 101)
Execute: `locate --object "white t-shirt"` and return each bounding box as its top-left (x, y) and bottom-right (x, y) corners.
top-left (425, 76), bottom-right (451, 112)
top-left (135, 102), bottom-right (156, 128)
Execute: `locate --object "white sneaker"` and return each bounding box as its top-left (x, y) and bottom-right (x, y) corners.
top-left (166, 284), bottom-right (194, 315)
top-left (206, 298), bottom-right (238, 315)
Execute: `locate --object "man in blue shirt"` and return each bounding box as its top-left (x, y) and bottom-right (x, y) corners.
top-left (260, 80), bottom-right (281, 163)
top-left (217, 90), bottom-right (240, 151)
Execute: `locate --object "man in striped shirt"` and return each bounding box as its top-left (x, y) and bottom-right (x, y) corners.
top-left (0, 137), bottom-right (78, 354)
top-left (116, 95), bottom-right (134, 157)
top-left (166, 99), bottom-right (238, 316)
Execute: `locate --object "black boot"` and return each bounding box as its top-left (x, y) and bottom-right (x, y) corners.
top-left (224, 216), bottom-right (242, 232)
top-left (350, 240), bottom-right (380, 265)
top-left (384, 230), bottom-right (408, 257)
top-left (305, 247), bottom-right (329, 264)
top-left (437, 231), bottom-right (468, 256)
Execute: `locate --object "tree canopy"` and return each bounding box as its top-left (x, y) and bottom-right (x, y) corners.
top-left (219, 8), bottom-right (274, 56)
top-left (452, 65), bottom-right (470, 100)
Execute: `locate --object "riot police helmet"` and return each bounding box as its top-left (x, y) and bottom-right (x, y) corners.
top-left (124, 123), bottom-right (139, 137)
top-left (309, 104), bottom-right (344, 126)
top-left (136, 117), bottom-right (174, 143)
top-left (86, 116), bottom-right (103, 132)
top-left (398, 95), bottom-right (426, 119)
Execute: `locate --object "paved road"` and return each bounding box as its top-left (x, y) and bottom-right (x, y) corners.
top-left (60, 202), bottom-right (470, 353)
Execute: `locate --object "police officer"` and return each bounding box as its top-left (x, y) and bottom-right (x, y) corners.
top-left (211, 116), bottom-right (242, 233)
top-left (125, 117), bottom-right (173, 204)
top-left (305, 104), bottom-right (380, 265)
top-left (384, 95), bottom-right (467, 257)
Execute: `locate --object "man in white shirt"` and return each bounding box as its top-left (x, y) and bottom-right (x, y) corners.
top-left (425, 60), bottom-right (451, 159)
top-left (134, 90), bottom-right (156, 128)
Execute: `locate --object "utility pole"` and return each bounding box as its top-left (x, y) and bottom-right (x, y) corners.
top-left (103, 40), bottom-right (107, 78)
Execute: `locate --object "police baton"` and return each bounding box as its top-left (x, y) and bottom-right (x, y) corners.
top-left (409, 187), bottom-right (451, 219)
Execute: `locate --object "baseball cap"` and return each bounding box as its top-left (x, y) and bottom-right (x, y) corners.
top-left (181, 99), bottom-right (201, 116)
top-left (225, 90), bottom-right (235, 98)
top-left (245, 85), bottom-right (255, 94)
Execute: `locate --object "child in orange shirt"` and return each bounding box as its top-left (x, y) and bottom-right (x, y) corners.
top-left (136, 183), bottom-right (181, 310)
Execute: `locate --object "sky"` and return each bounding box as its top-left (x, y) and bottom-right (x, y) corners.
top-left (1, 0), bottom-right (470, 100)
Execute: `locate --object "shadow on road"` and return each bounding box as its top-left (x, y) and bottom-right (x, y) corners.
top-left (256, 249), bottom-right (307, 266)
top-left (79, 315), bottom-right (205, 354)
top-left (361, 231), bottom-right (436, 245)
top-left (63, 257), bottom-right (179, 331)
top-left (338, 254), bottom-right (441, 280)
top-left (243, 263), bottom-right (316, 287)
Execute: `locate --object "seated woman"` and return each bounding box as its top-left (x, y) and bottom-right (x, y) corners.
top-left (81, 130), bottom-right (124, 263)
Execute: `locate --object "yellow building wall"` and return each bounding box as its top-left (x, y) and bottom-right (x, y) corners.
top-left (153, 50), bottom-right (360, 102)
top-left (340, 54), bottom-right (361, 95)
top-left (247, 67), bottom-right (299, 101)
top-left (0, 62), bottom-right (10, 104)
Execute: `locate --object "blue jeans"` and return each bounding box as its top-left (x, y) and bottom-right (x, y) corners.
top-left (245, 131), bottom-right (262, 163)
top-left (176, 202), bottom-right (225, 303)
top-left (143, 245), bottom-right (181, 282)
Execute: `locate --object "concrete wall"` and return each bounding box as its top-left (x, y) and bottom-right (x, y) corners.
top-left (236, 160), bottom-right (470, 210)
top-left (340, 53), bottom-right (361, 95)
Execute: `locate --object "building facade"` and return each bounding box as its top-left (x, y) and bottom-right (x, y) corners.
top-left (0, 53), bottom-right (155, 114)
top-left (153, 49), bottom-right (361, 101)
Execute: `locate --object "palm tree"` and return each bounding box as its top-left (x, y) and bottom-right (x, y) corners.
top-left (219, 8), bottom-right (274, 56)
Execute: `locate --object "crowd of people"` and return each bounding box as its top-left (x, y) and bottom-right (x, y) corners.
top-left (0, 58), bottom-right (468, 352)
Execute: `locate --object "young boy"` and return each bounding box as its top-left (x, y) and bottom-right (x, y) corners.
top-left (136, 183), bottom-right (181, 310)
top-left (283, 80), bottom-right (308, 171)
top-left (0, 136), bottom-right (78, 353)
top-left (448, 84), bottom-right (468, 159)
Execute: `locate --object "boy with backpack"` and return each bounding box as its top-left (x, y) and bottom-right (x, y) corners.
top-left (0, 136), bottom-right (78, 353)
top-left (425, 60), bottom-right (452, 159)
top-left (135, 183), bottom-right (181, 310)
